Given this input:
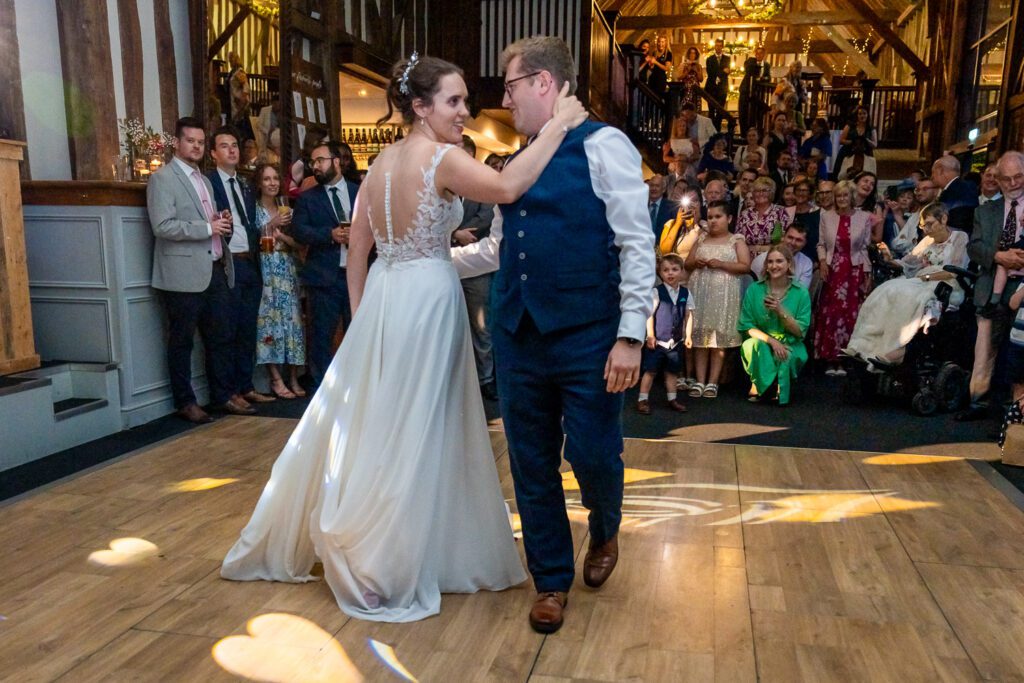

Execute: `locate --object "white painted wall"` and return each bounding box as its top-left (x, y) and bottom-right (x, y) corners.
top-left (16, 0), bottom-right (195, 179)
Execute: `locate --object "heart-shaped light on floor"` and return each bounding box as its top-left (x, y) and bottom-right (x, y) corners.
top-left (168, 477), bottom-right (239, 492)
top-left (212, 613), bottom-right (362, 683)
top-left (87, 538), bottom-right (159, 567)
top-left (369, 640), bottom-right (419, 682)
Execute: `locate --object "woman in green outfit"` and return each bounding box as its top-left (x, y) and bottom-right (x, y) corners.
top-left (738, 245), bottom-right (812, 404)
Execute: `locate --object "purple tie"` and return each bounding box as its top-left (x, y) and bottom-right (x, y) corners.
top-left (193, 170), bottom-right (222, 259)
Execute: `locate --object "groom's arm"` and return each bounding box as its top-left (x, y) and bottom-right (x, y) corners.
top-left (584, 127), bottom-right (656, 340)
top-left (452, 206), bottom-right (502, 279)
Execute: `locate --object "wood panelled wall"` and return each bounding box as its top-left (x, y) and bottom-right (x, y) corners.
top-left (0, 0), bottom-right (28, 178)
top-left (208, 0), bottom-right (279, 72)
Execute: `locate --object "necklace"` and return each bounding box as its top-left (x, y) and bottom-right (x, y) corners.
top-left (768, 281), bottom-right (788, 299)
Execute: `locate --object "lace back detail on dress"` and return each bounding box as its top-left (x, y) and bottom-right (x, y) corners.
top-left (373, 144), bottom-right (464, 266)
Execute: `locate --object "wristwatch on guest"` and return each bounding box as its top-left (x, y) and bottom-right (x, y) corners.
top-left (618, 336), bottom-right (642, 347)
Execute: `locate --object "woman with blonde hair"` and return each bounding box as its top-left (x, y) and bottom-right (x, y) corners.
top-left (738, 244), bottom-right (812, 404)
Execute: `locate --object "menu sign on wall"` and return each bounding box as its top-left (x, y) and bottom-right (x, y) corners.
top-left (290, 58), bottom-right (329, 151)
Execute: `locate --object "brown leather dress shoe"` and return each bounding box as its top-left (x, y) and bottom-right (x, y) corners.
top-left (243, 390), bottom-right (276, 403)
top-left (221, 397), bottom-right (257, 415)
top-left (177, 403), bottom-right (213, 424)
top-left (529, 591), bottom-right (568, 633)
top-left (668, 398), bottom-right (687, 412)
top-left (583, 536), bottom-right (618, 588)
top-left (636, 399), bottom-right (651, 415)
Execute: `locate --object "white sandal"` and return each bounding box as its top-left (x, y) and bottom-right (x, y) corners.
top-left (702, 383), bottom-right (719, 398)
top-left (688, 382), bottom-right (705, 398)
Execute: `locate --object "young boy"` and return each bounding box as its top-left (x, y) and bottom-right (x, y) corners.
top-left (638, 254), bottom-right (692, 414)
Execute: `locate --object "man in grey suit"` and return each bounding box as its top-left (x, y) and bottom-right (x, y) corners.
top-left (147, 116), bottom-right (253, 423)
top-left (959, 151), bottom-right (1024, 421)
top-left (455, 135), bottom-right (498, 400)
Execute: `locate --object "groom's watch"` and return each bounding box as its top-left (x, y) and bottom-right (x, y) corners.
top-left (618, 336), bottom-right (642, 347)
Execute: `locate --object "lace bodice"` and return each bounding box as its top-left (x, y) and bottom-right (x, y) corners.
top-left (368, 144), bottom-right (464, 266)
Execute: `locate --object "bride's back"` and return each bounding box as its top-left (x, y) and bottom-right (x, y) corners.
top-left (362, 136), bottom-right (463, 264)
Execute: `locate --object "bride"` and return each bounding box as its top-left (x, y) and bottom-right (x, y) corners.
top-left (220, 53), bottom-right (587, 622)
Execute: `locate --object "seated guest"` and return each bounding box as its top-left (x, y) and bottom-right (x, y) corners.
top-left (792, 180), bottom-right (826, 260)
top-left (933, 155), bottom-right (979, 234)
top-left (701, 179), bottom-right (728, 220)
top-left (739, 245), bottom-right (812, 405)
top-left (769, 150), bottom-right (796, 202)
top-left (744, 150), bottom-right (766, 174)
top-left (697, 135), bottom-right (735, 183)
top-left (734, 127), bottom-right (766, 173)
top-left (736, 176), bottom-right (790, 254)
top-left (751, 224), bottom-right (813, 288)
top-left (252, 163), bottom-right (306, 398)
top-left (979, 163), bottom-right (1002, 205)
top-left (845, 203), bottom-right (969, 365)
top-left (637, 254), bottom-right (691, 414)
top-left (892, 177), bottom-right (940, 256)
top-left (837, 138), bottom-right (877, 180)
top-left (781, 182), bottom-right (797, 208)
top-left (881, 179), bottom-right (917, 248)
top-left (799, 117), bottom-right (832, 180)
top-left (658, 181), bottom-right (702, 258)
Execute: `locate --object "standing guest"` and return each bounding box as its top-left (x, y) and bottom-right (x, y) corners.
top-left (667, 105), bottom-right (716, 160)
top-left (739, 245), bottom-right (812, 405)
top-left (892, 178), bottom-right (940, 256)
top-left (148, 117), bottom-right (244, 422)
top-left (637, 39), bottom-right (652, 85)
top-left (647, 174), bottom-right (675, 239)
top-left (252, 163), bottom-right (306, 399)
top-left (769, 150), bottom-right (795, 202)
top-left (815, 180), bottom-right (836, 211)
top-left (853, 170), bottom-right (884, 241)
top-left (959, 151), bottom-right (1024, 421)
top-left (933, 155), bottom-right (980, 234)
top-left (739, 46), bottom-right (770, 133)
top-left (647, 35), bottom-right (673, 95)
top-left (227, 52), bottom-right (252, 137)
top-left (734, 167), bottom-right (760, 216)
top-left (781, 183), bottom-right (797, 208)
top-left (684, 201), bottom-right (750, 398)
top-left (980, 163), bottom-right (1002, 205)
top-left (737, 176), bottom-right (790, 253)
top-left (704, 39), bottom-right (732, 132)
top-left (697, 135), bottom-right (734, 183)
top-left (484, 153), bottom-right (506, 172)
top-left (786, 61), bottom-right (807, 125)
top-left (207, 126), bottom-right (273, 408)
top-left (637, 254), bottom-right (691, 414)
top-left (658, 181), bottom-right (702, 258)
top-left (677, 47), bottom-right (704, 109)
top-left (787, 178), bottom-right (816, 229)
top-left (835, 106), bottom-right (877, 180)
top-left (751, 224), bottom-right (813, 288)
top-left (799, 117), bottom-right (832, 180)
top-left (795, 180), bottom-right (828, 261)
top-left (815, 179), bottom-right (873, 376)
top-left (258, 128), bottom-right (282, 166)
top-left (734, 127), bottom-right (766, 173)
top-left (291, 140), bottom-right (360, 389)
top-left (764, 113), bottom-right (791, 175)
top-left (453, 135), bottom-right (499, 401)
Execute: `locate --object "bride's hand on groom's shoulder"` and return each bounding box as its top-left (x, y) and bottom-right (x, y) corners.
top-left (552, 82), bottom-right (588, 131)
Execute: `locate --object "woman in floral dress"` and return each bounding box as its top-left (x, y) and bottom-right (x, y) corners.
top-left (736, 176), bottom-right (790, 255)
top-left (815, 179), bottom-right (873, 376)
top-left (253, 162), bottom-right (307, 398)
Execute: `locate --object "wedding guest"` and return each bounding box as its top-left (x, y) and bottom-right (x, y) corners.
top-left (637, 254), bottom-right (691, 414)
top-left (799, 117), bottom-right (832, 180)
top-left (739, 245), bottom-right (812, 404)
top-left (252, 163), bottom-right (306, 398)
top-left (781, 183), bottom-right (797, 208)
top-left (934, 155), bottom-right (979, 234)
top-left (647, 175), bottom-right (675, 239)
top-left (734, 127), bottom-right (766, 173)
top-left (736, 176), bottom-right (790, 253)
top-left (658, 181), bottom-right (702, 259)
top-left (484, 153), bottom-right (506, 172)
top-left (786, 61), bottom-right (807, 125)
top-left (704, 39), bottom-right (731, 132)
top-left (697, 135), bottom-right (734, 183)
top-left (892, 177), bottom-right (940, 256)
top-left (684, 201), bottom-right (750, 398)
top-left (815, 179), bottom-right (873, 376)
top-left (751, 224), bottom-right (813, 288)
top-left (764, 111), bottom-right (790, 170)
top-left (852, 170), bottom-right (884, 241)
top-left (637, 39), bottom-right (652, 85)
top-left (835, 106), bottom-right (876, 180)
top-left (739, 46), bottom-right (769, 133)
top-left (735, 168), bottom-right (760, 216)
top-left (769, 150), bottom-right (795, 202)
top-left (792, 179), bottom-right (822, 259)
top-left (647, 35), bottom-right (673, 94)
top-left (979, 163), bottom-right (1002, 205)
top-left (676, 47), bottom-right (703, 109)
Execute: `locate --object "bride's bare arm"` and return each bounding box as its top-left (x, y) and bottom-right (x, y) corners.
top-left (436, 83), bottom-right (587, 205)
top-left (347, 186), bottom-right (373, 315)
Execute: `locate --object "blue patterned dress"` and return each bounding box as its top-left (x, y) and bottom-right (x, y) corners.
top-left (255, 205), bottom-right (306, 365)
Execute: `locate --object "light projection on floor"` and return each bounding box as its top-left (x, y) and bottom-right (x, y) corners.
top-left (87, 538), bottom-right (160, 567)
top-left (862, 453), bottom-right (964, 466)
top-left (212, 613), bottom-right (363, 682)
top-left (369, 639), bottom-right (419, 682)
top-left (168, 477), bottom-right (239, 492)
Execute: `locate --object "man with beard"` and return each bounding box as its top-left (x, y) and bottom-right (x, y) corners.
top-left (291, 140), bottom-right (360, 388)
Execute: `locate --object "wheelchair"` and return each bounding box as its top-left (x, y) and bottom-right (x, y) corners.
top-left (840, 264), bottom-right (977, 416)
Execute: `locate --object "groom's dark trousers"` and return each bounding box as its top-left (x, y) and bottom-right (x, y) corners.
top-left (491, 120), bottom-right (628, 594)
top-left (494, 312), bottom-right (625, 594)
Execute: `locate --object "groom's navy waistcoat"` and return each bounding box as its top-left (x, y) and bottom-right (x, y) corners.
top-left (495, 120), bottom-right (621, 335)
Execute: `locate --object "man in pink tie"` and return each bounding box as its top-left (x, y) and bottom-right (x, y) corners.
top-left (147, 116), bottom-right (254, 422)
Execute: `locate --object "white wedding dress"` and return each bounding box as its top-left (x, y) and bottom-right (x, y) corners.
top-left (221, 144), bottom-right (527, 622)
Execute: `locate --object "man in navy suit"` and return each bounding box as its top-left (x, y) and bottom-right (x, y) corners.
top-left (453, 37), bottom-right (655, 634)
top-left (646, 174), bottom-right (674, 241)
top-left (933, 155), bottom-right (979, 234)
top-left (207, 126), bottom-right (271, 410)
top-left (291, 140), bottom-right (360, 388)
top-left (704, 38), bottom-right (731, 133)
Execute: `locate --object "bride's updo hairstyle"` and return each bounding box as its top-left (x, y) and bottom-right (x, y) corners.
top-left (377, 52), bottom-right (464, 127)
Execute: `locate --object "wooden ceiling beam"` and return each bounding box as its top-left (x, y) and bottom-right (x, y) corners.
top-left (616, 10), bottom-right (899, 31)
top-left (870, 0), bottom-right (924, 59)
top-left (813, 25), bottom-right (878, 79)
top-left (845, 0), bottom-right (929, 75)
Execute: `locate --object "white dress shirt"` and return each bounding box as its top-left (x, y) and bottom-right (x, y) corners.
top-left (750, 250), bottom-right (813, 288)
top-left (217, 168), bottom-right (251, 253)
top-left (325, 177), bottom-right (352, 267)
top-left (452, 125), bottom-right (656, 339)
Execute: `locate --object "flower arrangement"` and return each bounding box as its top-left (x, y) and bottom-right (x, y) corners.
top-left (118, 118), bottom-right (173, 158)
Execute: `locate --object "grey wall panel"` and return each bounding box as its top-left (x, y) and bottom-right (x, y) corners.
top-left (24, 215), bottom-right (109, 289)
top-left (125, 295), bottom-right (169, 395)
top-left (30, 298), bottom-right (113, 362)
top-left (120, 216), bottom-right (154, 288)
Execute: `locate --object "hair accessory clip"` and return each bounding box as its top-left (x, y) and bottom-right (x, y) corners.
top-left (399, 51), bottom-right (420, 95)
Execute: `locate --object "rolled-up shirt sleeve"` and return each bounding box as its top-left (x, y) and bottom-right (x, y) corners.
top-left (584, 127), bottom-right (657, 339)
top-left (451, 205), bottom-right (502, 279)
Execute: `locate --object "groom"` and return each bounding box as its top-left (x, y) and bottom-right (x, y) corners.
top-left (453, 36), bottom-right (655, 633)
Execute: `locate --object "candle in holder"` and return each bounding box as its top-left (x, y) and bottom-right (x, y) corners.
top-left (149, 157), bottom-right (162, 172)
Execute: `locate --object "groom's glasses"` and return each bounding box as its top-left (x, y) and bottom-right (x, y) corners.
top-left (503, 72), bottom-right (541, 96)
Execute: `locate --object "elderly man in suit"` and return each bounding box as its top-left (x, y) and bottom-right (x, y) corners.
top-left (704, 38), bottom-right (731, 133)
top-left (453, 135), bottom-right (499, 401)
top-left (933, 155), bottom-right (979, 234)
top-left (207, 125), bottom-right (274, 407)
top-left (291, 140), bottom-right (360, 389)
top-left (148, 117), bottom-right (249, 423)
top-left (959, 151), bottom-right (1024, 421)
top-left (739, 46), bottom-right (769, 134)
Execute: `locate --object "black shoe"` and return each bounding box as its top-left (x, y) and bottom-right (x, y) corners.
top-left (480, 381), bottom-right (499, 402)
top-left (955, 404), bottom-right (988, 422)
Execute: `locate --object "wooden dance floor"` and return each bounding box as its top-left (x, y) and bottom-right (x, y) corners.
top-left (4, 416), bottom-right (1024, 681)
